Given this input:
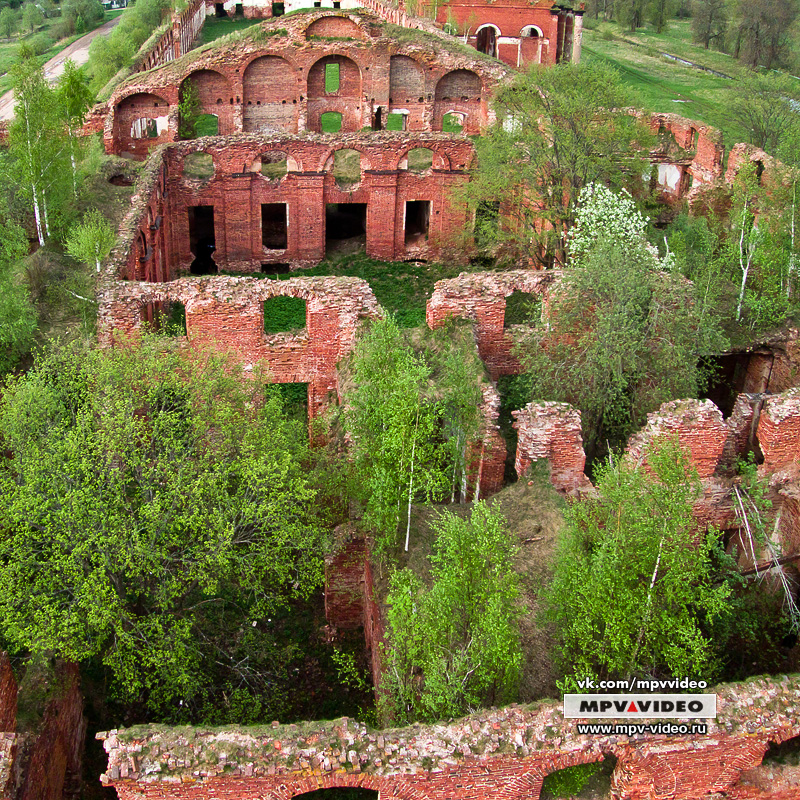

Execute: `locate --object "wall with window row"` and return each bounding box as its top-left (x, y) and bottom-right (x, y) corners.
top-left (106, 10), bottom-right (510, 158)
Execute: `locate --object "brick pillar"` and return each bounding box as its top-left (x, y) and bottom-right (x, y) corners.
top-left (219, 177), bottom-right (254, 268)
top-left (294, 173), bottom-right (326, 262)
top-left (572, 12), bottom-right (583, 62)
top-left (365, 170), bottom-right (399, 261)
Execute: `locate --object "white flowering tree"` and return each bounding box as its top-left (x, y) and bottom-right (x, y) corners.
top-left (522, 184), bottom-right (725, 463)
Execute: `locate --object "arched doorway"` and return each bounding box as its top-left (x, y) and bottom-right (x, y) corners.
top-left (475, 24), bottom-right (499, 57)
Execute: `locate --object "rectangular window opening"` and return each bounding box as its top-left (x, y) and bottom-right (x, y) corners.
top-left (405, 200), bottom-right (430, 246)
top-left (262, 203), bottom-right (288, 250)
top-left (271, 1), bottom-right (284, 15)
top-left (143, 301), bottom-right (187, 336)
top-left (263, 296), bottom-right (307, 334)
top-left (270, 382), bottom-right (308, 424)
top-left (504, 290), bottom-right (540, 327)
top-left (387, 112), bottom-right (406, 131)
top-left (325, 62), bottom-right (340, 94)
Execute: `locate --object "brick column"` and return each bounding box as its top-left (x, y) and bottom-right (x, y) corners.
top-left (365, 170), bottom-right (399, 261)
top-left (572, 12), bottom-right (584, 62)
top-left (294, 173), bottom-right (326, 262)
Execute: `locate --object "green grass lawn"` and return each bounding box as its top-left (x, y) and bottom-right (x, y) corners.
top-left (200, 14), bottom-right (261, 45)
top-left (581, 19), bottom-right (757, 148)
top-left (265, 254), bottom-right (470, 328)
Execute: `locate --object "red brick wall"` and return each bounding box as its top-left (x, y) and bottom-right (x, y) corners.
top-left (105, 11), bottom-right (509, 158)
top-left (0, 654), bottom-right (15, 733)
top-left (325, 534), bottom-right (368, 630)
top-left (758, 391), bottom-right (800, 475)
top-left (99, 675), bottom-right (800, 800)
top-left (426, 270), bottom-right (557, 379)
top-left (512, 401), bottom-right (589, 493)
top-left (19, 663), bottom-right (86, 800)
top-left (625, 399), bottom-right (728, 479)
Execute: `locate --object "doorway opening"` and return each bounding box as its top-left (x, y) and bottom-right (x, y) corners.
top-left (404, 200), bottom-right (430, 247)
top-left (476, 26), bottom-right (497, 57)
top-left (325, 203), bottom-right (367, 256)
top-left (262, 203), bottom-right (288, 249)
top-left (188, 205), bottom-right (217, 275)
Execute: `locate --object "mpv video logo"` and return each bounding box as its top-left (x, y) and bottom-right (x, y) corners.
top-left (563, 694), bottom-right (716, 719)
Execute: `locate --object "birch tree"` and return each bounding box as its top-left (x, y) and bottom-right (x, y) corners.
top-left (545, 438), bottom-right (730, 687)
top-left (8, 49), bottom-right (70, 246)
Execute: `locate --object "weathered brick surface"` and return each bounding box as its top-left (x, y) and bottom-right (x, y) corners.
top-left (426, 271), bottom-right (557, 379)
top-left (18, 663), bottom-right (86, 800)
top-left (647, 112), bottom-right (725, 199)
top-left (105, 11), bottom-right (510, 157)
top-left (758, 390), bottom-right (800, 475)
top-left (720, 393), bottom-right (763, 473)
top-left (0, 655), bottom-right (15, 734)
top-left (98, 675), bottom-right (800, 800)
top-left (625, 399), bottom-right (728, 479)
top-left (108, 134), bottom-right (475, 274)
top-left (98, 274), bottom-right (382, 421)
top-left (0, 662), bottom-right (86, 800)
top-left (325, 533), bottom-right (368, 630)
top-left (512, 402), bottom-right (590, 493)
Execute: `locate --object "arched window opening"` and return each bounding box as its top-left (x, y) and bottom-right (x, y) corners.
top-left (321, 111), bottom-right (343, 132)
top-left (475, 25), bottom-right (498, 58)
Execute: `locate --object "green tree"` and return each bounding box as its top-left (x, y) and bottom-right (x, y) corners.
top-left (523, 183), bottom-right (725, 463)
top-left (0, 336), bottom-right (324, 715)
top-left (8, 48), bottom-right (70, 245)
top-left (462, 62), bottom-right (653, 267)
top-left (545, 438), bottom-right (730, 686)
top-left (178, 78), bottom-right (202, 139)
top-left (730, 72), bottom-right (800, 154)
top-left (0, 7), bottom-right (18, 38)
top-left (343, 317), bottom-right (444, 553)
top-left (65, 208), bottom-right (116, 272)
top-left (381, 502), bottom-right (521, 723)
top-left (21, 1), bottom-right (42, 33)
top-left (648, 0), bottom-right (675, 33)
top-left (0, 209), bottom-right (36, 374)
top-left (55, 59), bottom-right (94, 198)
top-left (691, 0), bottom-right (727, 48)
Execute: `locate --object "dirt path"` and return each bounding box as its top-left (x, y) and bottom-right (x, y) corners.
top-left (0, 15), bottom-right (122, 121)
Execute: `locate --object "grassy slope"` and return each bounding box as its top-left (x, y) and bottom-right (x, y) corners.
top-left (582, 19), bottom-right (757, 149)
top-left (200, 14), bottom-right (261, 45)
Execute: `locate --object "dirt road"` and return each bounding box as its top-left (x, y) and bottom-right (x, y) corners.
top-left (0, 15), bottom-right (122, 121)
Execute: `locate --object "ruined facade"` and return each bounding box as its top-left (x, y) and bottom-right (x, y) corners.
top-left (0, 659), bottom-right (86, 800)
top-left (105, 11), bottom-right (509, 158)
top-left (433, 0), bottom-right (584, 68)
top-left (99, 675), bottom-right (800, 800)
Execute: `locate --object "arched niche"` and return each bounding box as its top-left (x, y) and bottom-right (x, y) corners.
top-left (475, 24), bottom-right (499, 57)
top-left (305, 15), bottom-right (365, 40)
top-left (389, 55), bottom-right (424, 103)
top-left (520, 24), bottom-right (543, 37)
top-left (307, 55), bottom-right (362, 132)
top-left (325, 147), bottom-right (363, 189)
top-left (114, 92), bottom-right (170, 152)
top-left (435, 69), bottom-right (482, 102)
top-left (242, 55), bottom-right (298, 133)
top-left (308, 55), bottom-right (361, 99)
top-left (181, 69), bottom-right (234, 134)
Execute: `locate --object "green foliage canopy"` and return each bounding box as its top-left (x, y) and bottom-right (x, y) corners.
top-left (545, 438), bottom-right (730, 686)
top-left (462, 62), bottom-right (653, 266)
top-left (382, 502), bottom-right (521, 723)
top-left (0, 336), bottom-right (324, 714)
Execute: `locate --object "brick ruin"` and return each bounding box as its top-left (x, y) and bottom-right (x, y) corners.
top-left (0, 658), bottom-right (86, 800)
top-left (98, 674), bottom-right (800, 800)
top-left (104, 10), bottom-right (509, 158)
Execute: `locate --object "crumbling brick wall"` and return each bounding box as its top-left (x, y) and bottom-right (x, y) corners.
top-left (109, 134), bottom-right (475, 274)
top-left (648, 112), bottom-right (725, 198)
top-left (98, 674), bottom-right (800, 800)
top-left (426, 270), bottom-right (557, 379)
top-left (105, 11), bottom-right (510, 157)
top-left (758, 390), bottom-right (800, 476)
top-left (325, 532), bottom-right (368, 630)
top-left (625, 399), bottom-right (728, 479)
top-left (512, 402), bottom-right (590, 493)
top-left (98, 274), bottom-right (382, 421)
top-left (0, 655), bottom-right (15, 734)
